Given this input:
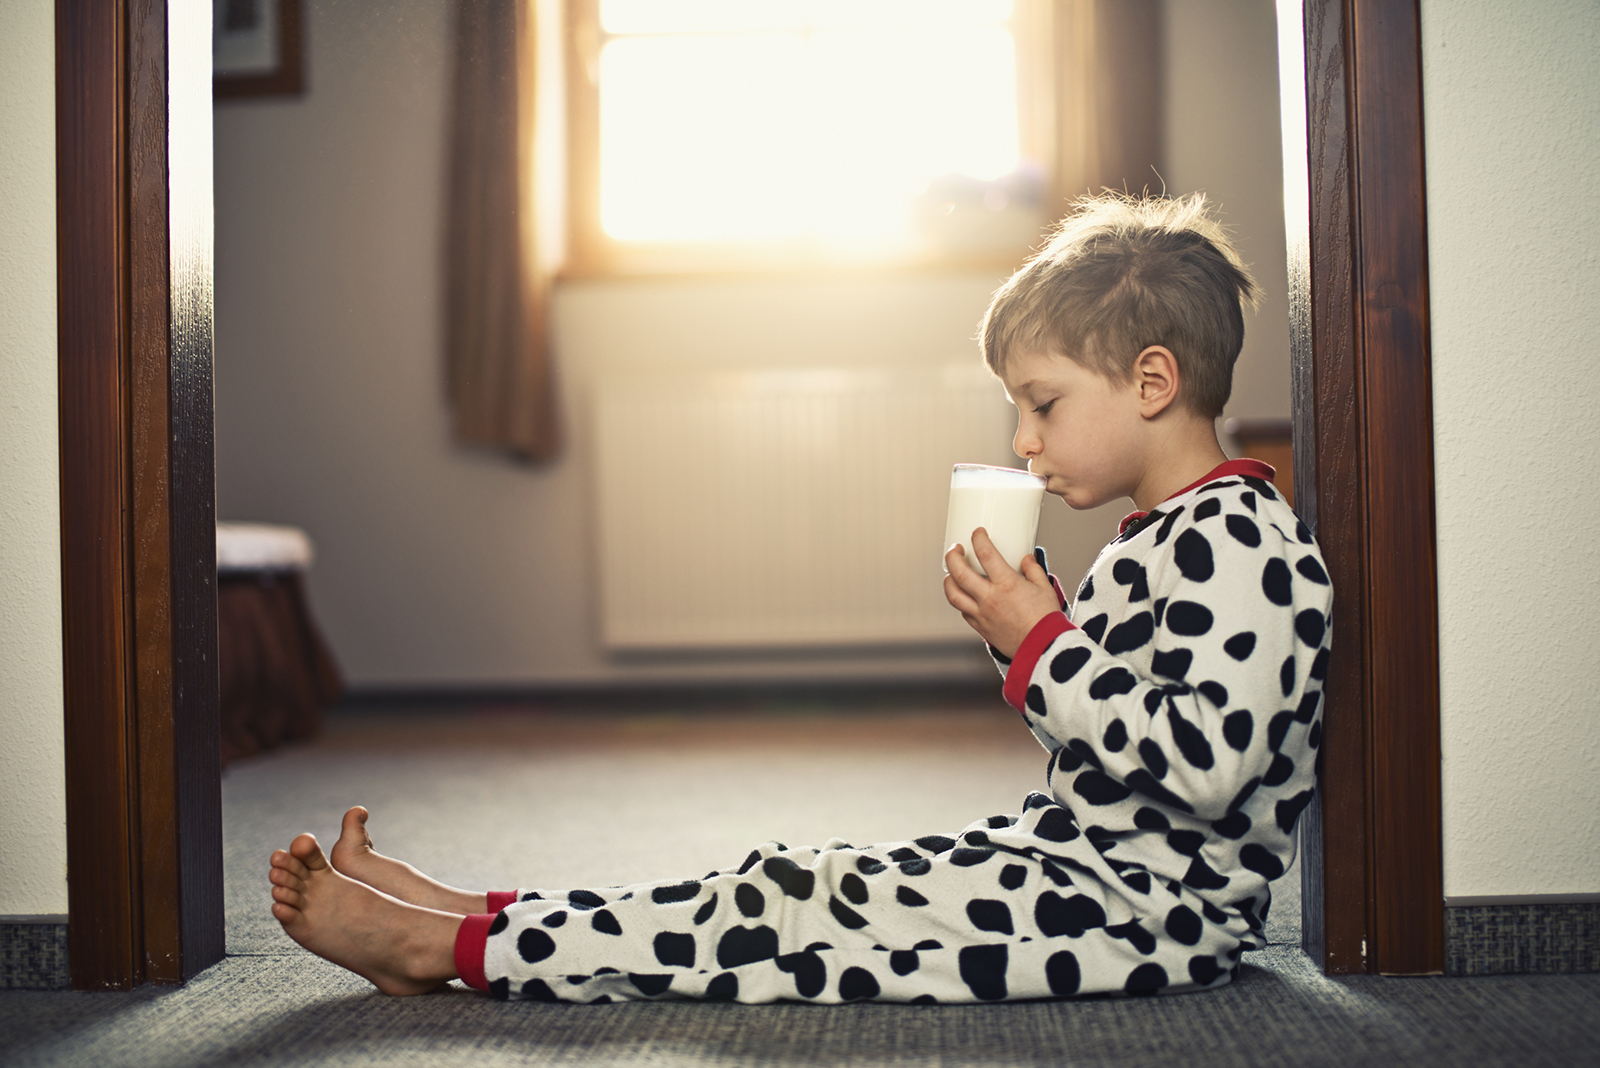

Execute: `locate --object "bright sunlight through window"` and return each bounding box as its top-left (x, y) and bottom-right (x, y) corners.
top-left (597, 0), bottom-right (1036, 255)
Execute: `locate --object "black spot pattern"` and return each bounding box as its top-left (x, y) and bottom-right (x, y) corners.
top-left (1000, 864), bottom-right (1028, 890)
top-left (1151, 647), bottom-right (1193, 681)
top-left (706, 973), bottom-right (738, 1000)
top-left (651, 882), bottom-right (700, 904)
top-left (1174, 529), bottom-right (1215, 581)
top-left (1295, 609), bottom-right (1326, 647)
top-left (1262, 558), bottom-right (1293, 605)
top-left (693, 896), bottom-right (717, 925)
top-left (591, 909), bottom-right (622, 935)
top-left (1224, 632), bottom-right (1256, 660)
top-left (1046, 951), bottom-right (1081, 996)
top-left (489, 912), bottom-right (509, 936)
top-left (1167, 707), bottom-right (1215, 769)
top-left (654, 932), bottom-right (695, 967)
top-left (1034, 807), bottom-right (1079, 842)
top-left (1165, 601), bottom-right (1214, 636)
top-left (1223, 710), bottom-right (1254, 751)
top-left (716, 925), bottom-right (779, 968)
top-left (568, 889), bottom-right (605, 911)
top-left (896, 886), bottom-right (929, 907)
top-left (1035, 892), bottom-right (1106, 937)
top-left (776, 949), bottom-right (827, 998)
top-left (1138, 738), bottom-right (1169, 779)
top-left (967, 900), bottom-right (1014, 935)
top-left (762, 856), bottom-right (815, 899)
top-left (1050, 646), bottom-right (1092, 683)
top-left (518, 929), bottom-right (556, 963)
top-left (1102, 719), bottom-right (1128, 752)
top-left (839, 967), bottom-right (880, 1001)
top-left (1104, 613), bottom-right (1155, 654)
top-left (1082, 614), bottom-right (1109, 644)
top-left (1296, 555), bottom-right (1330, 584)
top-left (959, 945), bottom-right (1009, 1001)
top-left (1240, 844), bottom-right (1285, 880)
top-left (1088, 668), bottom-right (1138, 699)
top-left (828, 897), bottom-right (869, 929)
top-left (736, 884), bottom-right (765, 917)
top-left (1165, 906), bottom-right (1203, 946)
top-left (1197, 680), bottom-right (1228, 708)
top-left (1193, 497), bottom-right (1223, 521)
top-left (1112, 557), bottom-right (1151, 601)
top-left (1073, 771), bottom-right (1134, 805)
top-left (1225, 515), bottom-right (1261, 547)
top-left (916, 835), bottom-right (956, 853)
top-left (840, 873), bottom-right (870, 905)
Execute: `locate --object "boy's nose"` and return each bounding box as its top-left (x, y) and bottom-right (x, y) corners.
top-left (1013, 424), bottom-right (1041, 460)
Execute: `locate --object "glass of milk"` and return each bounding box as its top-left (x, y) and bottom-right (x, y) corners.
top-left (943, 464), bottom-right (1048, 576)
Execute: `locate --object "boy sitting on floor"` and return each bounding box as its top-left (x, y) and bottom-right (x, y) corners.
top-left (267, 193), bottom-right (1331, 1002)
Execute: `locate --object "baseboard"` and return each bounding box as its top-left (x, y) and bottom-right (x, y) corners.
top-left (1446, 901), bottom-right (1600, 976)
top-left (0, 917), bottom-right (70, 990)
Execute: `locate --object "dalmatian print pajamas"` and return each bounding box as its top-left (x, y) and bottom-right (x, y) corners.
top-left (456, 460), bottom-right (1332, 1004)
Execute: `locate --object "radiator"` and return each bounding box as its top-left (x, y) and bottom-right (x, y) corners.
top-left (593, 365), bottom-right (1018, 649)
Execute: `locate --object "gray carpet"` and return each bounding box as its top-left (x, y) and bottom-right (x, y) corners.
top-left (4, 699), bottom-right (1596, 1067)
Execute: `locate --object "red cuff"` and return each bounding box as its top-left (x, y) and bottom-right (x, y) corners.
top-left (1002, 613), bottom-right (1076, 710)
top-left (486, 891), bottom-right (518, 913)
top-left (454, 913), bottom-right (496, 991)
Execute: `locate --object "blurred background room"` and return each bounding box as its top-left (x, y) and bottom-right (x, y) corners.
top-left (211, 0), bottom-right (1290, 706)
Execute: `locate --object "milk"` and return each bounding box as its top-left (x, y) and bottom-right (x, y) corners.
top-left (943, 464), bottom-right (1047, 576)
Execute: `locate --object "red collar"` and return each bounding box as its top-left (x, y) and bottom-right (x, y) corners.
top-left (1117, 459), bottom-right (1278, 534)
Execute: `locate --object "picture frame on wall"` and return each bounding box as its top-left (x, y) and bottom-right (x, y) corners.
top-left (214, 0), bottom-right (304, 98)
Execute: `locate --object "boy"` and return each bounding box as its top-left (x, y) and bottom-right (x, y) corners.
top-left (267, 193), bottom-right (1331, 1002)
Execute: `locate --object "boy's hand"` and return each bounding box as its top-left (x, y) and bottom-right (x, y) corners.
top-left (943, 528), bottom-right (1063, 659)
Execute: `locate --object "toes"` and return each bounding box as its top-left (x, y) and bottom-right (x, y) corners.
top-left (270, 866), bottom-right (306, 892)
top-left (271, 849), bottom-right (309, 879)
top-left (272, 884), bottom-right (305, 909)
top-left (291, 833), bottom-right (330, 871)
top-left (271, 902), bottom-right (299, 925)
top-left (340, 807), bottom-right (373, 848)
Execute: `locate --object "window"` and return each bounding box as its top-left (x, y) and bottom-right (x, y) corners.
top-left (565, 0), bottom-right (1053, 274)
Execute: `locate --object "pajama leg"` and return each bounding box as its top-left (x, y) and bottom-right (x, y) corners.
top-left (470, 794), bottom-right (1243, 1003)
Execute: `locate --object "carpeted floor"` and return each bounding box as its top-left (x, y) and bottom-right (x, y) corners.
top-left (4, 697), bottom-right (1597, 1067)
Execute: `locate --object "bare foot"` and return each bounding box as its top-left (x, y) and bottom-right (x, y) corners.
top-left (270, 832), bottom-right (462, 996)
top-left (329, 806), bottom-right (489, 915)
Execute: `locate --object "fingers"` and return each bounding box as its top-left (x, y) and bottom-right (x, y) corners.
top-left (1018, 550), bottom-right (1054, 590)
top-left (968, 528), bottom-right (1016, 578)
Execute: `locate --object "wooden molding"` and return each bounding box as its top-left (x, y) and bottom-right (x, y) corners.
top-left (59, 0), bottom-right (223, 990)
top-left (1283, 0), bottom-right (1444, 975)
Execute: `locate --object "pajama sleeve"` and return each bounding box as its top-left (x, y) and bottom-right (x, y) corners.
top-left (1000, 501), bottom-right (1330, 823)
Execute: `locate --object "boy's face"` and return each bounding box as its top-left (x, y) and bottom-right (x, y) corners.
top-left (1000, 349), bottom-right (1148, 511)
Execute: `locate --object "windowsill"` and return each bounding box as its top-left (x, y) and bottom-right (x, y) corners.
top-left (556, 245), bottom-right (1037, 284)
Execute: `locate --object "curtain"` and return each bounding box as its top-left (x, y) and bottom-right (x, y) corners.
top-left (445, 0), bottom-right (561, 461)
top-left (1019, 0), bottom-right (1165, 204)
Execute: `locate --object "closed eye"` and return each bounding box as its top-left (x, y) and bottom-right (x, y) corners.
top-left (1032, 400), bottom-right (1056, 415)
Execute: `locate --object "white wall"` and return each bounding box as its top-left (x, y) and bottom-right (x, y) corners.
top-left (214, 0), bottom-right (1289, 689)
top-left (0, 0), bottom-right (68, 917)
top-left (1424, 0), bottom-right (1600, 899)
top-left (1162, 0), bottom-right (1291, 425)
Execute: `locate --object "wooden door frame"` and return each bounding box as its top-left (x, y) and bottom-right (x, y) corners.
top-left (57, 0), bottom-right (223, 989)
top-left (55, 0), bottom-right (1442, 985)
top-left (1282, 0), bottom-right (1444, 975)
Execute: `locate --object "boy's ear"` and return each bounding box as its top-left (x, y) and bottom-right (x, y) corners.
top-left (1134, 345), bottom-right (1181, 418)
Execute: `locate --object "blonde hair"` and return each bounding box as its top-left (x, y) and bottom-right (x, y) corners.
top-left (979, 193), bottom-right (1259, 418)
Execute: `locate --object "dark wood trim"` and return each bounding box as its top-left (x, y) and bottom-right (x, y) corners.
top-left (1283, 0), bottom-right (1443, 975)
top-left (213, 0), bottom-right (304, 99)
top-left (1345, 0), bottom-right (1443, 977)
top-left (59, 0), bottom-right (140, 992)
top-left (59, 0), bottom-right (223, 990)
